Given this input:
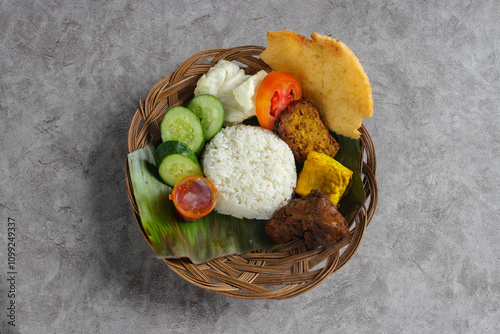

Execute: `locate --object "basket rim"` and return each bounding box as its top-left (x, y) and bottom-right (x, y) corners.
top-left (125, 45), bottom-right (378, 299)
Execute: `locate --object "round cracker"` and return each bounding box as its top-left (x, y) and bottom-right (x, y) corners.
top-left (260, 30), bottom-right (373, 139)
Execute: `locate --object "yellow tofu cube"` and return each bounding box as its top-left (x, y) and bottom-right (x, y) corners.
top-left (295, 151), bottom-right (353, 205)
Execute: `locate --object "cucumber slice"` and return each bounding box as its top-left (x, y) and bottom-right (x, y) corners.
top-left (160, 106), bottom-right (205, 154)
top-left (154, 140), bottom-right (203, 187)
top-left (187, 94), bottom-right (224, 141)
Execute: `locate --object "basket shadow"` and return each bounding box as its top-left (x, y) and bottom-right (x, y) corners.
top-left (87, 107), bottom-right (227, 311)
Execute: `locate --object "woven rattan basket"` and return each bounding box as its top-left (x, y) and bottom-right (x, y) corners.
top-left (126, 46), bottom-right (378, 299)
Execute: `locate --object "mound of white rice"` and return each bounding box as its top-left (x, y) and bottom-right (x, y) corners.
top-left (202, 124), bottom-right (297, 220)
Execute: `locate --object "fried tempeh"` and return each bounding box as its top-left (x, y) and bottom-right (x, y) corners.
top-left (275, 98), bottom-right (339, 164)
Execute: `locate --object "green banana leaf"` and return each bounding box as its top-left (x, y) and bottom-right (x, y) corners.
top-left (332, 133), bottom-right (365, 216)
top-left (127, 143), bottom-right (275, 264)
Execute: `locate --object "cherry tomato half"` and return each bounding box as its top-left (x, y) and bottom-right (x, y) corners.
top-left (255, 71), bottom-right (302, 130)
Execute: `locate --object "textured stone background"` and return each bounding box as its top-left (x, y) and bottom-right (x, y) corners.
top-left (1, 1), bottom-right (499, 333)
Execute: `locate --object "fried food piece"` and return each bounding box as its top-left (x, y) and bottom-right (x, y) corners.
top-left (265, 190), bottom-right (349, 249)
top-left (276, 98), bottom-right (339, 164)
top-left (295, 151), bottom-right (353, 206)
top-left (260, 30), bottom-right (373, 139)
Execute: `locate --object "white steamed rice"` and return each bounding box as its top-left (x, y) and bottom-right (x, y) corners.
top-left (202, 124), bottom-right (297, 220)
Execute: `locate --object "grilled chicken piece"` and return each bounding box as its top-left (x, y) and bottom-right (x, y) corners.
top-left (275, 98), bottom-right (339, 164)
top-left (265, 190), bottom-right (349, 249)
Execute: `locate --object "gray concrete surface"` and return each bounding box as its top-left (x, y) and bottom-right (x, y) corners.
top-left (1, 1), bottom-right (499, 333)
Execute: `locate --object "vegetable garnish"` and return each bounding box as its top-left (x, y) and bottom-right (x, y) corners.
top-left (186, 94), bottom-right (224, 141)
top-left (127, 143), bottom-right (275, 264)
top-left (194, 60), bottom-right (267, 126)
top-left (154, 140), bottom-right (203, 187)
top-left (255, 71), bottom-right (302, 130)
top-left (160, 106), bottom-right (205, 155)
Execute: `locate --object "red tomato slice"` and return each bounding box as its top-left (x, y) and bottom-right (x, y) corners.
top-left (256, 71), bottom-right (302, 130)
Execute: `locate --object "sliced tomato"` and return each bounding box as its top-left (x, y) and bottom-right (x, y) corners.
top-left (255, 71), bottom-right (302, 130)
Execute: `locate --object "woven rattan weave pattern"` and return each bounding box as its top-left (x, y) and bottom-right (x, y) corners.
top-left (125, 46), bottom-right (378, 299)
